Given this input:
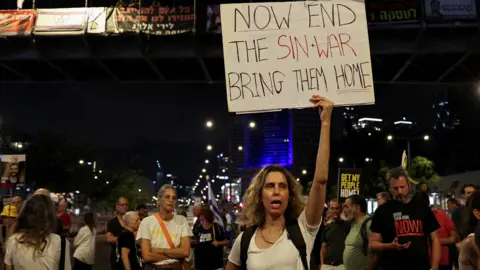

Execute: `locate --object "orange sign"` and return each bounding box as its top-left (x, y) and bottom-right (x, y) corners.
top-left (0, 10), bottom-right (36, 36)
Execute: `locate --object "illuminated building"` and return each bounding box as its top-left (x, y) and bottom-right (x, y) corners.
top-left (242, 110), bottom-right (293, 169)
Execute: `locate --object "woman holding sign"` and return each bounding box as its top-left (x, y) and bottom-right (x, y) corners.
top-left (227, 95), bottom-right (333, 270)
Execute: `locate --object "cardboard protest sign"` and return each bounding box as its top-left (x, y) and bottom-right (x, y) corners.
top-left (221, 1), bottom-right (375, 113)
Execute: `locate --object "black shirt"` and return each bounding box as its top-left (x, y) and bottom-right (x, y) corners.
top-left (370, 199), bottom-right (440, 270)
top-left (107, 217), bottom-right (124, 268)
top-left (116, 229), bottom-right (141, 270)
top-left (56, 218), bottom-right (64, 236)
top-left (192, 219), bottom-right (202, 248)
top-left (193, 223), bottom-right (225, 270)
top-left (451, 205), bottom-right (469, 240)
top-left (321, 220), bottom-right (350, 265)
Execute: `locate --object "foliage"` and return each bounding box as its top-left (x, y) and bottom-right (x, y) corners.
top-left (409, 156), bottom-right (442, 188)
top-left (369, 156), bottom-right (441, 195)
top-left (102, 170), bottom-right (151, 209)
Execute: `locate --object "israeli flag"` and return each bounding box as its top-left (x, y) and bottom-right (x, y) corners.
top-left (208, 182), bottom-right (225, 229)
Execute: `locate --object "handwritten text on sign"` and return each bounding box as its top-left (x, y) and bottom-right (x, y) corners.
top-left (221, 1), bottom-right (375, 113)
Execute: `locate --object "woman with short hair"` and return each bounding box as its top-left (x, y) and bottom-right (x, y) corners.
top-left (137, 184), bottom-right (192, 269)
top-left (193, 208), bottom-right (228, 270)
top-left (4, 194), bottom-right (71, 270)
top-left (227, 95), bottom-right (333, 270)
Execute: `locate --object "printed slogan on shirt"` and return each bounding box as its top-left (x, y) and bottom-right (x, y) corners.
top-left (220, 1), bottom-right (375, 113)
top-left (338, 168), bottom-right (361, 198)
top-left (393, 212), bottom-right (424, 237)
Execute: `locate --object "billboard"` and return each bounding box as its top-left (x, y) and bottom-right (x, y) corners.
top-left (424, 0), bottom-right (477, 20)
top-left (108, 5), bottom-right (195, 35)
top-left (366, 0), bottom-right (420, 23)
top-left (0, 10), bottom-right (36, 36)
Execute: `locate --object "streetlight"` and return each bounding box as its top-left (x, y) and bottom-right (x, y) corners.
top-left (79, 160), bottom-right (84, 165)
top-left (238, 145), bottom-right (243, 151)
top-left (296, 178), bottom-right (300, 181)
top-left (17, 143), bottom-right (23, 149)
top-left (206, 145), bottom-right (212, 151)
top-left (138, 189), bottom-right (142, 192)
top-left (387, 135), bottom-right (430, 172)
top-left (94, 176), bottom-right (98, 179)
top-left (99, 170), bottom-right (102, 174)
top-left (202, 168), bottom-right (206, 173)
top-left (302, 169), bottom-right (307, 175)
top-left (206, 120), bottom-right (213, 128)
top-left (365, 157), bottom-right (371, 162)
top-left (205, 159), bottom-right (209, 164)
top-left (339, 157), bottom-right (344, 163)
top-left (249, 121), bottom-right (256, 128)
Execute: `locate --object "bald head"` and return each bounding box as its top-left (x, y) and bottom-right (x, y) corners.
top-left (33, 188), bottom-right (50, 196)
top-left (11, 196), bottom-right (22, 211)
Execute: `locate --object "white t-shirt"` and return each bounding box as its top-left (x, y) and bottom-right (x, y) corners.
top-left (229, 210), bottom-right (319, 270)
top-left (5, 233), bottom-right (72, 270)
top-left (136, 213), bottom-right (192, 266)
top-left (73, 226), bottom-right (96, 265)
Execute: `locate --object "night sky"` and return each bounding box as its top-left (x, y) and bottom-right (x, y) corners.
top-left (0, 82), bottom-right (479, 184)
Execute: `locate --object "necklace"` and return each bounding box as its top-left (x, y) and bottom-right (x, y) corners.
top-left (259, 226), bottom-right (284, 245)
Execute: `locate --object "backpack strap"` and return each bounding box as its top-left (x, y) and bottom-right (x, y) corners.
top-left (285, 221), bottom-right (309, 270)
top-left (240, 225), bottom-right (258, 270)
top-left (360, 217), bottom-right (372, 256)
top-left (59, 236), bottom-right (66, 270)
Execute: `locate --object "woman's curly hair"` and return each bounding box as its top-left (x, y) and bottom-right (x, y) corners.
top-left (242, 165), bottom-right (304, 227)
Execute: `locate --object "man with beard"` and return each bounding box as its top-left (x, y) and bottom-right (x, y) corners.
top-left (320, 199), bottom-right (350, 269)
top-left (343, 195), bottom-right (375, 270)
top-left (369, 167), bottom-right (441, 270)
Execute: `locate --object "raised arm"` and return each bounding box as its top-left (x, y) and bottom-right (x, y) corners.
top-left (305, 95), bottom-right (333, 227)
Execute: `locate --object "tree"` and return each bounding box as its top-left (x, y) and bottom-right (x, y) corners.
top-left (409, 156), bottom-right (442, 189)
top-left (102, 170), bottom-right (151, 209)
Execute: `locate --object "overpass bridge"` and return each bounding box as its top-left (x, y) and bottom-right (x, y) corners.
top-left (0, 8), bottom-right (479, 86)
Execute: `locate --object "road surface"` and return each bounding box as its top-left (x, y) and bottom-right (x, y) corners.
top-left (93, 234), bottom-right (111, 270)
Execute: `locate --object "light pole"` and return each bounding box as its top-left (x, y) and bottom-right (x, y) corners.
top-left (387, 135), bottom-right (430, 172)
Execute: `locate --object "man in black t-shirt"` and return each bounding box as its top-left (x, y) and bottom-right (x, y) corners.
top-left (370, 167), bottom-right (441, 270)
top-left (107, 196), bottom-right (129, 270)
top-left (320, 200), bottom-right (350, 268)
top-left (117, 211), bottom-right (141, 270)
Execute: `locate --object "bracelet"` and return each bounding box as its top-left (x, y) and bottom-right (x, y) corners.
top-left (163, 248), bottom-right (168, 256)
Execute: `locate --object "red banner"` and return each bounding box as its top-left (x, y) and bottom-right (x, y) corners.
top-left (0, 10), bottom-right (36, 36)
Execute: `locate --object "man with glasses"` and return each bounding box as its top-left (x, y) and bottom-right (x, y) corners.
top-left (107, 196), bottom-right (129, 270)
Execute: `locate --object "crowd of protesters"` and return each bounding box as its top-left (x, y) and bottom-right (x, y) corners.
top-left (1, 96), bottom-right (480, 270)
